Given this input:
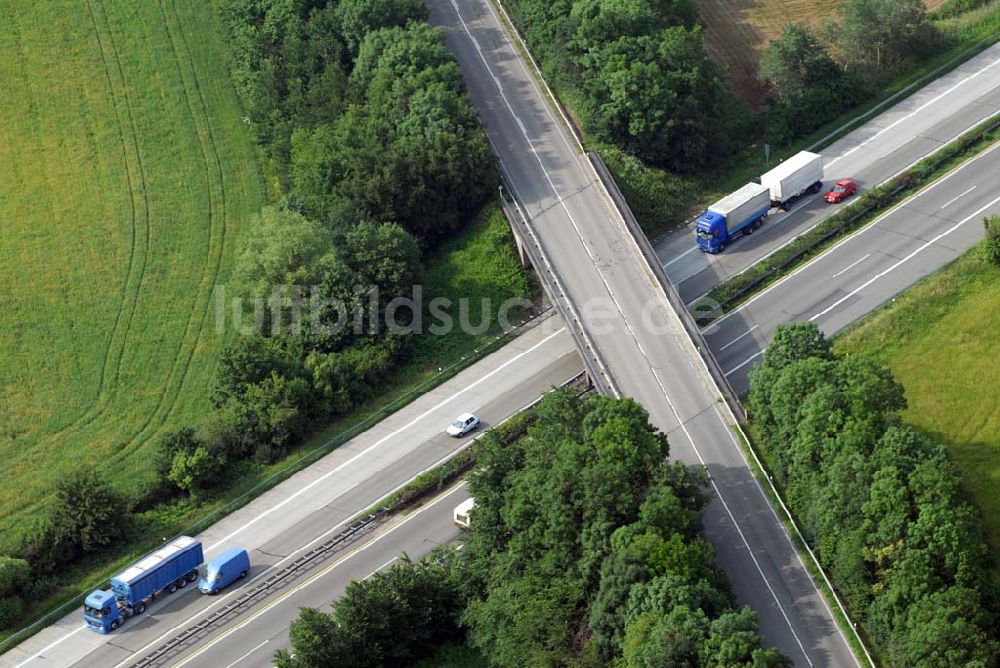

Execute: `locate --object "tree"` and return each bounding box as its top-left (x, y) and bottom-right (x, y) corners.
top-left (759, 24), bottom-right (841, 101)
top-left (580, 27), bottom-right (733, 171)
top-left (167, 445), bottom-right (224, 498)
top-left (274, 607), bottom-right (343, 668)
top-left (828, 0), bottom-right (927, 72)
top-left (232, 205), bottom-right (335, 301)
top-left (760, 322), bottom-right (832, 371)
top-left (981, 215), bottom-right (1000, 265)
top-left (0, 556), bottom-right (31, 629)
top-left (280, 557), bottom-right (464, 667)
top-left (42, 467), bottom-right (125, 564)
top-left (700, 608), bottom-right (792, 667)
top-left (335, 0), bottom-right (428, 55)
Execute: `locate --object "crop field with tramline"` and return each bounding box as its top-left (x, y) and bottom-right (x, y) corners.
top-left (698, 0), bottom-right (947, 105)
top-left (0, 0), bottom-right (263, 547)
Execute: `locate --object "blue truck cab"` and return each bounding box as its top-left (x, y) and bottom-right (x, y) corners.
top-left (695, 182), bottom-right (772, 254)
top-left (84, 536), bottom-right (203, 633)
top-left (696, 211), bottom-right (727, 253)
top-left (199, 547), bottom-right (250, 594)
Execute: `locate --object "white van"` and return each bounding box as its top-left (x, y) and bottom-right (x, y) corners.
top-left (453, 498), bottom-right (475, 529)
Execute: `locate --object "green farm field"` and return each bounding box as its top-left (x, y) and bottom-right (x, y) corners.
top-left (0, 0), bottom-right (264, 548)
top-left (835, 251), bottom-right (1000, 558)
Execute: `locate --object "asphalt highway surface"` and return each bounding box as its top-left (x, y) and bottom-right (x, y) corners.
top-left (657, 42), bottom-right (1000, 304)
top-left (1, 317), bottom-right (581, 668)
top-left (430, 1), bottom-right (860, 665)
top-left (707, 141), bottom-right (1000, 393)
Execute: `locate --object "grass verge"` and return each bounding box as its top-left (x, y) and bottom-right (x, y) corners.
top-left (0, 201), bottom-right (538, 651)
top-left (834, 250), bottom-right (1000, 569)
top-left (701, 113), bottom-right (1000, 319)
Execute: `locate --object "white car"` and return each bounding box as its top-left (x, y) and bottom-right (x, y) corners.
top-left (447, 412), bottom-right (480, 437)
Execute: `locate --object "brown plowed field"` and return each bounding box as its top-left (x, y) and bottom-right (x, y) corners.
top-left (699, 0), bottom-right (946, 107)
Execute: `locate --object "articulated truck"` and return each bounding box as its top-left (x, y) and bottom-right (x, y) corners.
top-left (84, 536), bottom-right (203, 633)
top-left (760, 150), bottom-right (824, 210)
top-left (695, 150), bottom-right (824, 253)
top-left (696, 182), bottom-right (771, 253)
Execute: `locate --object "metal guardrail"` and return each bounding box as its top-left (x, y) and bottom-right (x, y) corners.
top-left (130, 511), bottom-right (385, 667)
top-left (128, 371), bottom-right (590, 667)
top-left (500, 191), bottom-right (621, 398)
top-left (588, 152), bottom-right (746, 420)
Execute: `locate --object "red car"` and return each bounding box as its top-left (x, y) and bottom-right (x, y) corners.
top-left (825, 178), bottom-right (858, 203)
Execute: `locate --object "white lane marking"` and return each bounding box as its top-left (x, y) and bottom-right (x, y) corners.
top-left (810, 194), bottom-right (1000, 321)
top-left (826, 55), bottom-right (1000, 169)
top-left (223, 640), bottom-right (268, 668)
top-left (15, 327), bottom-right (567, 668)
top-left (719, 325), bottom-right (759, 352)
top-left (206, 325), bottom-right (565, 551)
top-left (724, 350), bottom-right (765, 377)
top-left (112, 377), bottom-right (579, 668)
top-left (832, 253), bottom-right (871, 278)
top-left (363, 557), bottom-right (399, 580)
top-left (170, 484), bottom-right (469, 668)
top-left (13, 625), bottom-right (87, 668)
top-left (662, 245), bottom-right (699, 267)
top-left (940, 185), bottom-right (976, 209)
top-left (447, 2), bottom-right (813, 662)
top-left (706, 140), bottom-right (1000, 331)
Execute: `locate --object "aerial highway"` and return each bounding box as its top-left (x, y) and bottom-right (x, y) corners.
top-left (707, 140), bottom-right (1000, 393)
top-left (136, 485), bottom-right (471, 668)
top-left (430, 0), bottom-right (858, 665)
top-left (1, 317), bottom-right (581, 668)
top-left (657, 42), bottom-right (1000, 303)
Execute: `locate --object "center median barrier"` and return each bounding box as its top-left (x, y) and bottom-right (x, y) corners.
top-left (701, 111), bottom-right (1000, 321)
top-left (588, 150), bottom-right (877, 667)
top-left (127, 371), bottom-right (589, 667)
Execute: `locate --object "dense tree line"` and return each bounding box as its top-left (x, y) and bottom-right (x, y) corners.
top-left (277, 390), bottom-right (790, 666)
top-left (223, 0), bottom-right (494, 241)
top-left (507, 0), bottom-right (952, 164)
top-left (759, 0), bottom-right (937, 143)
top-left (0, 3), bottom-right (499, 627)
top-left (749, 323), bottom-right (999, 666)
top-left (505, 0), bottom-right (744, 171)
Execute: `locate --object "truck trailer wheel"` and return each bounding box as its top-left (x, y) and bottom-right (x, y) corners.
top-left (110, 619), bottom-right (120, 631)
top-left (186, 570), bottom-right (199, 583)
top-left (810, 180), bottom-right (822, 194)
top-left (177, 577), bottom-right (188, 589)
top-left (134, 601), bottom-right (146, 615)
top-left (168, 582), bottom-right (178, 594)
top-left (240, 570), bottom-right (248, 579)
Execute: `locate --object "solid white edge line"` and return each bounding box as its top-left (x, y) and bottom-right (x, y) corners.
top-left (222, 639), bottom-right (268, 668)
top-left (825, 54), bottom-right (1000, 169)
top-left (170, 483), bottom-right (470, 668)
top-left (12, 326), bottom-right (568, 667)
top-left (456, 3), bottom-right (820, 662)
top-left (705, 139), bottom-right (1000, 332)
top-left (810, 193), bottom-right (1000, 321)
top-left (108, 372), bottom-right (583, 668)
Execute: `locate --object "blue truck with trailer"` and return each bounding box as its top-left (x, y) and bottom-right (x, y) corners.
top-left (84, 536), bottom-right (203, 633)
top-left (696, 182), bottom-right (771, 253)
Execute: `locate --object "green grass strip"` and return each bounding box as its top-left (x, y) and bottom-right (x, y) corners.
top-left (701, 112), bottom-right (1000, 321)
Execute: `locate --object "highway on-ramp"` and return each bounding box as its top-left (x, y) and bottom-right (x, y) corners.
top-left (657, 42), bottom-right (1000, 303)
top-left (706, 140), bottom-right (1000, 393)
top-left (430, 1), bottom-right (859, 665)
top-left (1, 317), bottom-right (581, 668)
